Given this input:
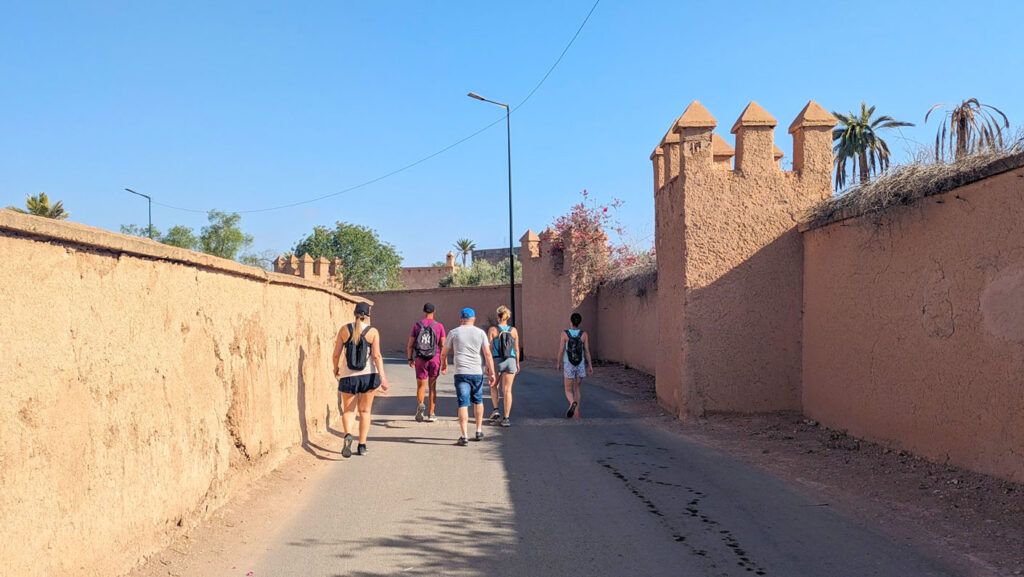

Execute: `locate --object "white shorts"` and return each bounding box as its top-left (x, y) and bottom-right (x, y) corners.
top-left (563, 363), bottom-right (586, 379)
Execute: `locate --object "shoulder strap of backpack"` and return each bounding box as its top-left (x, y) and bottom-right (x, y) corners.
top-left (345, 323), bottom-right (355, 344)
top-left (359, 325), bottom-right (372, 341)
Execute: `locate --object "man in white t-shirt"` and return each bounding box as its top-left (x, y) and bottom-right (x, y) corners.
top-left (440, 308), bottom-right (495, 446)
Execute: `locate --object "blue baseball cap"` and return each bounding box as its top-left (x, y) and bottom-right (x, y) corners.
top-left (460, 308), bottom-right (475, 319)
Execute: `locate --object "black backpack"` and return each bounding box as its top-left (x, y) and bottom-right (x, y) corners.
top-left (344, 323), bottom-right (373, 371)
top-left (565, 330), bottom-right (584, 366)
top-left (496, 327), bottom-right (516, 359)
top-left (413, 320), bottom-right (438, 359)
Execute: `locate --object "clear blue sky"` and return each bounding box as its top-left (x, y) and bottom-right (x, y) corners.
top-left (3, 1), bottom-right (1022, 265)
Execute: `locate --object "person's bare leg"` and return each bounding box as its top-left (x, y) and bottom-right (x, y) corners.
top-left (416, 380), bottom-right (427, 404)
top-left (573, 378), bottom-right (583, 417)
top-left (358, 390), bottom-right (376, 445)
top-left (564, 378), bottom-right (575, 407)
top-left (340, 392), bottom-right (358, 436)
top-left (502, 373), bottom-right (515, 418)
top-left (474, 402), bottom-right (484, 431)
top-left (427, 377), bottom-right (438, 416)
top-left (458, 406), bottom-right (469, 438)
top-left (489, 381), bottom-right (502, 414)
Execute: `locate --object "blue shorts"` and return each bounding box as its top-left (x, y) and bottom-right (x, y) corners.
top-left (454, 374), bottom-right (484, 407)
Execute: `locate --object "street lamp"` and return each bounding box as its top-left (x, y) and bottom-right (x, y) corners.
top-left (467, 92), bottom-right (516, 327)
top-left (124, 188), bottom-right (152, 239)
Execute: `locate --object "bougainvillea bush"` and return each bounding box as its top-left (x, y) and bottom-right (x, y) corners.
top-left (549, 190), bottom-right (656, 305)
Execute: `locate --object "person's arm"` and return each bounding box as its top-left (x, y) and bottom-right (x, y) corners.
top-left (369, 328), bottom-right (388, 392)
top-left (512, 327), bottom-right (522, 374)
top-left (439, 334), bottom-right (452, 375)
top-left (407, 335), bottom-right (416, 368)
top-left (332, 325), bottom-right (348, 378)
top-left (481, 340), bottom-right (496, 386)
top-left (556, 331), bottom-right (567, 370)
top-left (582, 331), bottom-right (594, 375)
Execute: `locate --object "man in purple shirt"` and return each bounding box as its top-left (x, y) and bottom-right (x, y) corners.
top-left (407, 302), bottom-right (446, 422)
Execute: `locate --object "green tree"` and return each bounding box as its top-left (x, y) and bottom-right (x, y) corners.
top-left (7, 192), bottom-right (69, 220)
top-left (162, 225), bottom-right (199, 250)
top-left (292, 222), bottom-right (403, 292)
top-left (440, 256), bottom-right (521, 287)
top-left (832, 102), bottom-right (914, 191)
top-left (239, 249), bottom-right (281, 271)
top-left (120, 223), bottom-right (161, 238)
top-left (926, 99), bottom-right (1009, 162)
top-left (452, 238), bottom-right (476, 267)
top-left (199, 210), bottom-right (252, 259)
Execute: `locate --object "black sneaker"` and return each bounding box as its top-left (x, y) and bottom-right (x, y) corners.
top-left (456, 436), bottom-right (468, 447)
top-left (566, 401), bottom-right (578, 418)
top-left (415, 403), bottom-right (426, 422)
top-left (357, 444), bottom-right (368, 456)
top-left (501, 418), bottom-right (511, 427)
top-left (342, 434), bottom-right (353, 458)
top-left (489, 408), bottom-right (502, 421)
top-left (475, 430), bottom-right (484, 441)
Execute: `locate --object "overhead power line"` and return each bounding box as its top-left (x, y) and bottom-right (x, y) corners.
top-left (152, 0), bottom-right (602, 215)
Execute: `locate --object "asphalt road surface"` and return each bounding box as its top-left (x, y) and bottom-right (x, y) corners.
top-left (247, 358), bottom-right (957, 577)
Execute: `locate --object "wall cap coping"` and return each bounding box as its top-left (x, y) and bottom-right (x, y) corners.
top-left (774, 145), bottom-right (784, 160)
top-left (650, 146), bottom-right (664, 160)
top-left (0, 209), bottom-right (369, 305)
top-left (711, 133), bottom-right (734, 158)
top-left (520, 230), bottom-right (540, 242)
top-left (788, 100), bottom-right (838, 134)
top-left (674, 100), bottom-right (717, 129)
top-left (358, 283), bottom-right (523, 296)
top-left (730, 101), bottom-right (777, 133)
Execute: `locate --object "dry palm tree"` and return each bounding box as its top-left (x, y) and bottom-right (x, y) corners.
top-left (926, 99), bottom-right (1009, 161)
top-left (453, 238), bottom-right (476, 267)
top-left (6, 192), bottom-right (69, 220)
top-left (832, 102), bottom-right (914, 191)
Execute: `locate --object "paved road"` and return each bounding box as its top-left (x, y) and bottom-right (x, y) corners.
top-left (250, 358), bottom-right (957, 577)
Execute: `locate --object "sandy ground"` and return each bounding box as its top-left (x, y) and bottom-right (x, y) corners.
top-left (126, 361), bottom-right (1023, 577)
top-left (584, 361), bottom-right (1024, 577)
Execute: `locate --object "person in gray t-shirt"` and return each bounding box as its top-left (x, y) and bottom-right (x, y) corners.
top-left (440, 308), bottom-right (495, 446)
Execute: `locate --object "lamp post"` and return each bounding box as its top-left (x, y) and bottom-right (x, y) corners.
top-left (124, 188), bottom-right (152, 239)
top-left (467, 92), bottom-right (516, 327)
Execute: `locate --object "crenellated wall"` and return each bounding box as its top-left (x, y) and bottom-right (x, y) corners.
top-left (653, 100), bottom-right (836, 418)
top-left (0, 211), bottom-right (365, 577)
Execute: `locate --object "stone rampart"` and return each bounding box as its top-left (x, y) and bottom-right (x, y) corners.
top-left (653, 100), bottom-right (835, 418)
top-left (0, 210), bottom-right (365, 577)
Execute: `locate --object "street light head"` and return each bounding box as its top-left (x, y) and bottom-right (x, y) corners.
top-left (467, 92), bottom-right (486, 101)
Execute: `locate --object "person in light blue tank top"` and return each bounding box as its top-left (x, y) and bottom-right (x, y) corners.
top-left (557, 312), bottom-right (592, 418)
top-left (486, 305), bottom-right (520, 427)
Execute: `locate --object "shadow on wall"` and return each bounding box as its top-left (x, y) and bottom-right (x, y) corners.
top-left (679, 230), bottom-right (805, 416)
top-left (297, 346), bottom-right (341, 461)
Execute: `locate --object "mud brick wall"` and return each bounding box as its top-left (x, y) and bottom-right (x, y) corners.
top-left (0, 211), bottom-right (363, 577)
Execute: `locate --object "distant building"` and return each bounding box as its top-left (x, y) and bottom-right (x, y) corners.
top-left (471, 247), bottom-right (521, 266)
top-left (398, 252), bottom-right (459, 289)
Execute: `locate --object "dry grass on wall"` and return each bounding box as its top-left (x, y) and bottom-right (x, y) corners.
top-left (802, 148), bottom-right (1024, 230)
top-left (600, 261), bottom-right (658, 297)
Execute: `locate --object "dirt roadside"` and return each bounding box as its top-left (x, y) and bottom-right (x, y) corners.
top-left (584, 361), bottom-right (1024, 577)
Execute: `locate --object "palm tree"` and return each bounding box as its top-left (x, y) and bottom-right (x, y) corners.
top-left (926, 99), bottom-right (1009, 162)
top-left (832, 102), bottom-right (914, 191)
top-left (453, 238), bottom-right (476, 267)
top-left (6, 192), bottom-right (69, 220)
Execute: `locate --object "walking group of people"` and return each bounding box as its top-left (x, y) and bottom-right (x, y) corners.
top-left (331, 301), bottom-right (593, 456)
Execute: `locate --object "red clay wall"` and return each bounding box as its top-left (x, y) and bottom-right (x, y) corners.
top-left (0, 211), bottom-right (362, 577)
top-left (594, 281), bottom-right (658, 374)
top-left (358, 285), bottom-right (523, 356)
top-left (802, 167), bottom-right (1024, 482)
